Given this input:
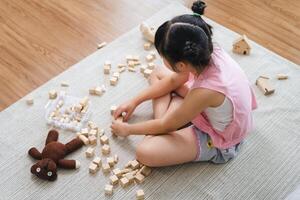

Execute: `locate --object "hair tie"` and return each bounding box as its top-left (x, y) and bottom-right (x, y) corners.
top-left (193, 13), bottom-right (202, 17)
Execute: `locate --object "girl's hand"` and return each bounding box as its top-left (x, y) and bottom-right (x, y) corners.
top-left (110, 120), bottom-right (131, 137)
top-left (113, 100), bottom-right (138, 122)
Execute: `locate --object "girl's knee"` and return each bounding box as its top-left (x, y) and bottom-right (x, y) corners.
top-left (136, 142), bottom-right (155, 167)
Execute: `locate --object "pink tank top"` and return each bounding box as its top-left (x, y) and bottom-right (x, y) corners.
top-left (189, 47), bottom-right (257, 149)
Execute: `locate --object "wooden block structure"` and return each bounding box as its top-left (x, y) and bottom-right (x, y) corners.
top-left (277, 73), bottom-right (288, 80)
top-left (104, 184), bottom-right (113, 195)
top-left (26, 98), bottom-right (34, 105)
top-left (48, 90), bottom-right (57, 99)
top-left (136, 189), bottom-right (145, 200)
top-left (256, 76), bottom-right (275, 95)
top-left (100, 135), bottom-right (109, 145)
top-left (232, 34), bottom-right (251, 55)
top-left (85, 147), bottom-right (95, 158)
top-left (89, 163), bottom-right (98, 174)
top-left (109, 175), bottom-right (119, 185)
top-left (102, 144), bottom-right (111, 155)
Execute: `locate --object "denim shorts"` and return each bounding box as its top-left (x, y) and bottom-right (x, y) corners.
top-left (192, 126), bottom-right (243, 164)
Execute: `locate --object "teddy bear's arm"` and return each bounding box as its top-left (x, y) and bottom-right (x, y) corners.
top-left (45, 129), bottom-right (59, 145)
top-left (28, 147), bottom-right (42, 160)
top-left (58, 159), bottom-right (80, 169)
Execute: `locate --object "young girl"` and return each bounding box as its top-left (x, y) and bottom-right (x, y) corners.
top-left (110, 1), bottom-right (257, 167)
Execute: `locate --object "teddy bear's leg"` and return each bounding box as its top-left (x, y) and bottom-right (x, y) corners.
top-left (28, 147), bottom-right (42, 160)
top-left (45, 129), bottom-right (59, 145)
top-left (65, 138), bottom-right (84, 155)
top-left (58, 159), bottom-right (80, 169)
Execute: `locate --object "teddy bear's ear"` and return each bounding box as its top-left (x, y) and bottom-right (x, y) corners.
top-left (30, 163), bottom-right (38, 174)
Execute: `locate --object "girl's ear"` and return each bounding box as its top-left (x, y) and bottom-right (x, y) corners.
top-left (175, 61), bottom-right (189, 72)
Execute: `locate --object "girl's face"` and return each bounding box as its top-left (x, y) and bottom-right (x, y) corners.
top-left (163, 57), bottom-right (198, 76)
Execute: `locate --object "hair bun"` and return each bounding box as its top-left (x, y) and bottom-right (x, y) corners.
top-left (183, 41), bottom-right (200, 58)
top-left (191, 0), bottom-right (207, 15)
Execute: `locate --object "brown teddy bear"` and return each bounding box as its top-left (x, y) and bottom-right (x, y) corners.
top-left (28, 129), bottom-right (83, 181)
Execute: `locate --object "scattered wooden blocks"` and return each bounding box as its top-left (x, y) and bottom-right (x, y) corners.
top-left (130, 160), bottom-right (140, 170)
top-left (26, 97), bottom-right (34, 105)
top-left (88, 135), bottom-right (97, 145)
top-left (102, 163), bottom-right (111, 173)
top-left (256, 76), bottom-right (275, 95)
top-left (120, 177), bottom-right (130, 188)
top-left (107, 157), bottom-right (115, 167)
top-left (102, 144), bottom-right (111, 155)
top-left (104, 184), bottom-right (113, 195)
top-left (136, 189), bottom-right (145, 200)
top-left (144, 42), bottom-right (152, 50)
top-left (48, 90), bottom-right (57, 99)
top-left (144, 69), bottom-right (152, 78)
top-left (97, 42), bottom-right (107, 49)
top-left (104, 65), bottom-right (111, 74)
top-left (60, 81), bottom-right (69, 87)
top-left (100, 135), bottom-right (109, 145)
top-left (134, 173), bottom-right (145, 184)
top-left (113, 168), bottom-right (123, 178)
top-left (92, 157), bottom-right (102, 167)
top-left (89, 163), bottom-right (98, 174)
top-left (78, 135), bottom-right (89, 145)
top-left (110, 105), bottom-right (117, 115)
top-left (277, 73), bottom-right (288, 80)
top-left (85, 147), bottom-right (95, 158)
top-left (110, 77), bottom-right (118, 86)
top-left (140, 166), bottom-right (151, 177)
top-left (110, 175), bottom-right (119, 185)
top-left (125, 173), bottom-right (135, 184)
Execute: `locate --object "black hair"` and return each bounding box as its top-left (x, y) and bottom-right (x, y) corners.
top-left (154, 0), bottom-right (213, 73)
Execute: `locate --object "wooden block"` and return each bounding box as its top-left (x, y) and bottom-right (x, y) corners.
top-left (140, 166), bottom-right (151, 177)
top-left (104, 61), bottom-right (111, 67)
top-left (112, 72), bottom-right (120, 80)
top-left (88, 135), bottom-right (97, 145)
top-left (81, 128), bottom-right (89, 136)
top-left (89, 163), bottom-right (98, 174)
top-left (85, 147), bottom-right (95, 158)
top-left (107, 157), bottom-right (115, 167)
top-left (89, 88), bottom-right (96, 95)
top-left (120, 177), bottom-right (130, 188)
top-left (109, 175), bottom-right (119, 185)
top-left (125, 161), bottom-right (132, 168)
top-left (97, 42), bottom-right (107, 49)
top-left (128, 67), bottom-right (137, 72)
top-left (74, 104), bottom-right (83, 113)
top-left (144, 42), bottom-right (152, 50)
top-left (140, 65), bottom-right (147, 74)
top-left (102, 163), bottom-right (111, 173)
top-left (136, 189), bottom-right (145, 200)
top-left (48, 90), bottom-right (57, 99)
top-left (99, 129), bottom-right (105, 136)
top-left (26, 97), bottom-right (34, 105)
top-left (126, 55), bottom-right (133, 62)
top-left (256, 76), bottom-right (275, 95)
top-left (94, 86), bottom-right (103, 96)
top-left (132, 55), bottom-right (140, 61)
top-left (130, 160), bottom-right (140, 170)
top-left (128, 60), bottom-right (136, 67)
top-left (277, 73), bottom-right (288, 80)
top-left (110, 105), bottom-right (117, 115)
top-left (144, 69), bottom-right (152, 78)
top-left (104, 65), bottom-right (111, 74)
top-left (113, 168), bottom-right (123, 178)
top-left (114, 154), bottom-right (119, 164)
top-left (79, 135), bottom-right (89, 145)
top-left (100, 135), bottom-right (109, 145)
top-left (147, 62), bottom-right (155, 70)
top-left (104, 184), bottom-right (113, 195)
top-left (118, 67), bottom-right (126, 73)
top-left (60, 81), bottom-right (69, 87)
top-left (92, 157), bottom-right (102, 167)
top-left (110, 77), bottom-right (118, 86)
top-left (121, 168), bottom-right (131, 174)
top-left (80, 96), bottom-right (89, 107)
top-left (134, 173), bottom-right (145, 184)
top-left (89, 129), bottom-right (98, 137)
top-left (118, 63), bottom-right (127, 68)
top-left (102, 144), bottom-right (110, 155)
top-left (125, 172), bottom-right (135, 184)
top-left (150, 51), bottom-right (156, 58)
top-left (146, 54), bottom-right (155, 62)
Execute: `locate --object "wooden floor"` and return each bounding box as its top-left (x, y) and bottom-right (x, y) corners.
top-left (0, 0), bottom-right (299, 111)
